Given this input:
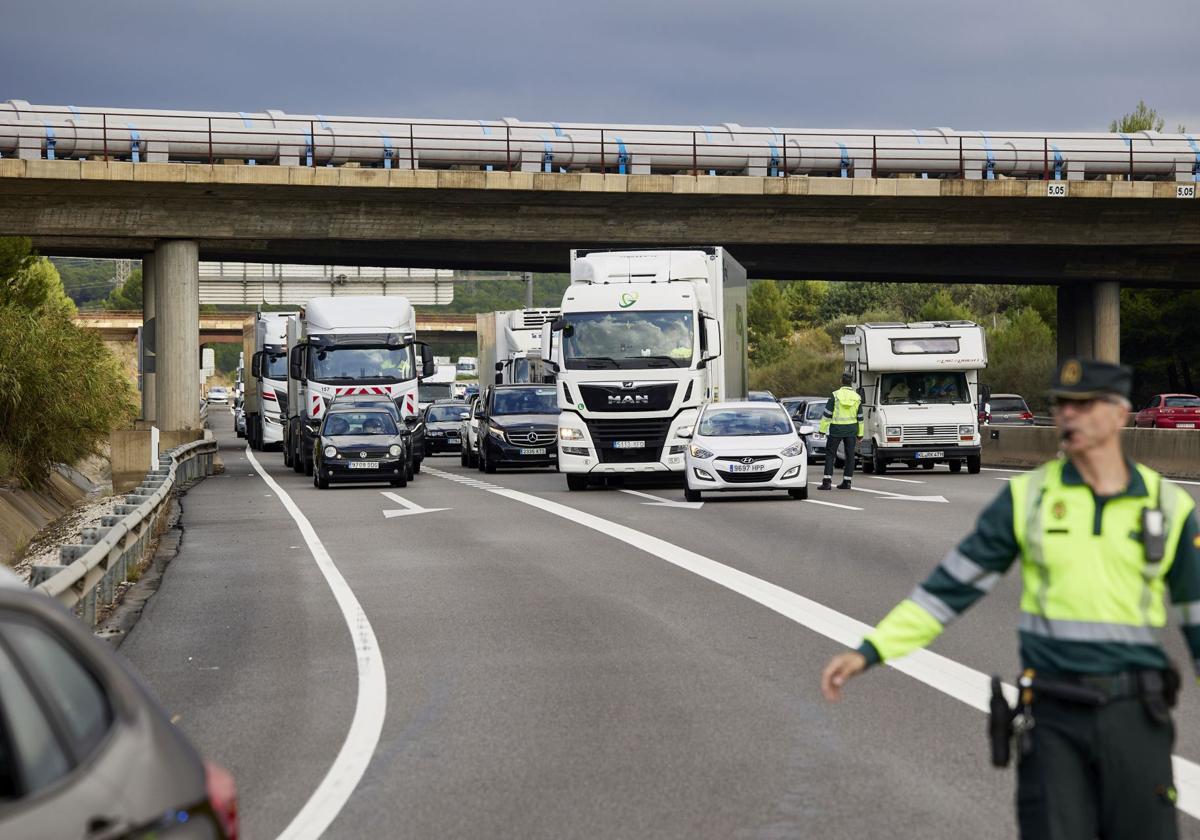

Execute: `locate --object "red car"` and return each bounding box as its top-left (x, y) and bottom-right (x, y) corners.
top-left (1134, 394), bottom-right (1200, 429)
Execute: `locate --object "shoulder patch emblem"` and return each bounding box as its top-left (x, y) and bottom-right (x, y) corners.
top-left (1060, 360), bottom-right (1082, 386)
top-left (1193, 534), bottom-right (1200, 549)
top-left (1052, 500), bottom-right (1067, 520)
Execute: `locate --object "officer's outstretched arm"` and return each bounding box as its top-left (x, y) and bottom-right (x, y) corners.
top-left (1166, 509), bottom-right (1200, 683)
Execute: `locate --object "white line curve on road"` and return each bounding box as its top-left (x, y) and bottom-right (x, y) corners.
top-left (247, 448), bottom-right (387, 840)
top-left (425, 466), bottom-right (1200, 821)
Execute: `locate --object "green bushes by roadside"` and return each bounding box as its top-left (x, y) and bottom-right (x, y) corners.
top-left (0, 239), bottom-right (137, 487)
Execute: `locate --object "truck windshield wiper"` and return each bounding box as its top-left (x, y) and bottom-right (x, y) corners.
top-left (628, 355), bottom-right (683, 368)
top-left (573, 356), bottom-right (619, 368)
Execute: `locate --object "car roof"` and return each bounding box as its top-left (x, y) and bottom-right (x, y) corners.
top-left (990, 393), bottom-right (1025, 400)
top-left (327, 400), bottom-right (396, 413)
top-left (703, 400), bottom-right (790, 412)
top-left (493, 384), bottom-right (551, 390)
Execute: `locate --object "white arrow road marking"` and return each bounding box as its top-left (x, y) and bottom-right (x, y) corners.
top-left (380, 491), bottom-right (449, 518)
top-left (618, 488), bottom-right (704, 509)
top-left (851, 485), bottom-right (949, 504)
top-left (424, 464), bottom-right (1200, 822)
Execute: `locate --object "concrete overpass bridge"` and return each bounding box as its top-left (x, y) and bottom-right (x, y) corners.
top-left (3, 102), bottom-right (1199, 437)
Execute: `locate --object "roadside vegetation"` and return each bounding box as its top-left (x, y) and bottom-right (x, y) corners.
top-left (0, 238), bottom-right (137, 488)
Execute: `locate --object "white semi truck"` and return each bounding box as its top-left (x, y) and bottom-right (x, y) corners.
top-left (842, 320), bottom-right (987, 475)
top-left (477, 308), bottom-right (561, 386)
top-left (243, 310), bottom-right (297, 451)
top-left (283, 296), bottom-right (434, 476)
top-left (546, 247), bottom-right (748, 490)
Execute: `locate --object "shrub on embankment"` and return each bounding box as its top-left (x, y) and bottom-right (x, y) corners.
top-left (0, 238), bottom-right (137, 488)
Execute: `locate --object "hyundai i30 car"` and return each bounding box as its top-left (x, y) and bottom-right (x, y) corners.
top-left (682, 401), bottom-right (808, 501)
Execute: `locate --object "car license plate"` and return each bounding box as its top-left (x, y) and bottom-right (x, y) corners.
top-left (613, 440), bottom-right (645, 449)
top-left (727, 463), bottom-right (767, 473)
top-left (1178, 423), bottom-right (1195, 429)
top-left (915, 451), bottom-right (944, 459)
top-left (520, 447), bottom-right (547, 456)
top-left (348, 461), bottom-right (379, 470)
top-left (447, 436), bottom-right (459, 442)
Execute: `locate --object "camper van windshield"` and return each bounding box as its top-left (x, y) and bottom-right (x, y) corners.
top-left (563, 311), bottom-right (694, 369)
top-left (308, 345), bottom-right (415, 383)
top-left (880, 372), bottom-right (970, 405)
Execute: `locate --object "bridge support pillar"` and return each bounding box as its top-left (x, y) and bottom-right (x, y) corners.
top-left (154, 240), bottom-right (201, 432)
top-left (1056, 281), bottom-right (1120, 365)
top-left (140, 252), bottom-right (157, 422)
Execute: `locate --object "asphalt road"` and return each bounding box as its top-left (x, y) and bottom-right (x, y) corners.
top-left (120, 411), bottom-right (1200, 839)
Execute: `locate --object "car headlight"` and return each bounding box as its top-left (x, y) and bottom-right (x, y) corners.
top-left (323, 445), bottom-right (337, 458)
top-left (676, 425), bottom-right (694, 438)
top-left (959, 425), bottom-right (974, 436)
top-left (560, 427), bottom-right (585, 441)
top-left (688, 444), bottom-right (714, 459)
top-left (885, 426), bottom-right (901, 437)
top-left (389, 444), bottom-right (402, 457)
top-left (305, 421), bottom-right (320, 434)
top-left (781, 442), bottom-right (804, 458)
top-left (488, 423), bottom-right (505, 439)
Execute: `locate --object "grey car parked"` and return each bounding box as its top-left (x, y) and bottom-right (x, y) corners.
top-left (0, 571), bottom-right (238, 838)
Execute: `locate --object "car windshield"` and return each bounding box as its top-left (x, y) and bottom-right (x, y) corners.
top-left (308, 344), bottom-right (415, 384)
top-left (419, 383), bottom-right (453, 404)
top-left (1165, 396), bottom-right (1200, 408)
top-left (563, 311), bottom-right (694, 369)
top-left (426, 404), bottom-right (469, 422)
top-left (264, 350), bottom-right (288, 378)
top-left (880, 372), bottom-right (970, 405)
top-left (990, 397), bottom-right (1028, 412)
top-left (322, 411), bottom-right (397, 436)
top-left (699, 407), bottom-right (793, 437)
top-left (493, 388), bottom-right (559, 415)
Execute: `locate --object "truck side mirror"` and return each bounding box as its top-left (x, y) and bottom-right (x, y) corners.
top-left (289, 346), bottom-right (303, 382)
top-left (419, 343), bottom-right (435, 378)
top-left (251, 351), bottom-right (262, 378)
top-left (701, 317), bottom-right (721, 363)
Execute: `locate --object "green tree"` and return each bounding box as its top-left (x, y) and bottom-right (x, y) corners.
top-left (0, 238), bottom-right (74, 317)
top-left (780, 280), bottom-right (829, 327)
top-left (747, 280), bottom-right (792, 364)
top-left (916, 289), bottom-right (974, 322)
top-left (102, 269), bottom-right (143, 310)
top-left (1110, 100), bottom-right (1165, 133)
top-left (749, 328), bottom-right (843, 397)
top-left (984, 308), bottom-right (1056, 411)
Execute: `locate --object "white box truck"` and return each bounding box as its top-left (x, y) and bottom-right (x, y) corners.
top-left (283, 296), bottom-right (434, 476)
top-left (477, 308), bottom-right (561, 386)
top-left (244, 310), bottom-right (298, 451)
top-left (842, 320), bottom-right (987, 475)
top-left (546, 247), bottom-right (748, 490)
top-left (418, 356), bottom-right (457, 410)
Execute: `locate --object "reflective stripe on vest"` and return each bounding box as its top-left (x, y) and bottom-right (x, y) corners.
top-left (1010, 460), bottom-right (1194, 641)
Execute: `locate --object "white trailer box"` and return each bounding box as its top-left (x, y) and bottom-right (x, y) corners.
top-left (842, 320), bottom-right (987, 474)
top-left (477, 308), bottom-right (561, 386)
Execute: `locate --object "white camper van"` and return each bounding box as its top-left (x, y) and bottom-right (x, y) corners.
top-left (842, 320), bottom-right (986, 475)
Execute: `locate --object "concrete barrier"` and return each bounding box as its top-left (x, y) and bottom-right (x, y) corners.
top-left (111, 429), bottom-right (203, 492)
top-left (982, 426), bottom-right (1200, 480)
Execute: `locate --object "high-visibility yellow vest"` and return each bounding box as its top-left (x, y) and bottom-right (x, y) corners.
top-left (819, 387), bottom-right (862, 435)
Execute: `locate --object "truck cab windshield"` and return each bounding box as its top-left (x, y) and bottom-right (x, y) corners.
top-left (308, 345), bottom-right (414, 383)
top-left (264, 351), bottom-right (288, 379)
top-left (880, 372), bottom-right (969, 405)
top-left (563, 311), bottom-right (694, 370)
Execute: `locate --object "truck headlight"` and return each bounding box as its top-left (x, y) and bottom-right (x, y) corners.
top-left (688, 444), bottom-right (714, 459)
top-left (389, 444), bottom-right (403, 457)
top-left (958, 425), bottom-right (974, 436)
top-left (323, 445), bottom-right (337, 458)
top-left (559, 427), bottom-right (585, 441)
top-left (780, 442), bottom-right (804, 458)
top-left (885, 426), bottom-right (901, 437)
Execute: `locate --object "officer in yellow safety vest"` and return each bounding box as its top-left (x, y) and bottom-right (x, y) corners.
top-left (818, 373), bottom-right (864, 491)
top-left (820, 359), bottom-right (1200, 840)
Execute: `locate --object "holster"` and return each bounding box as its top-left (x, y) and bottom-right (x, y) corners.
top-left (1138, 665), bottom-right (1180, 725)
top-left (988, 675), bottom-right (1014, 768)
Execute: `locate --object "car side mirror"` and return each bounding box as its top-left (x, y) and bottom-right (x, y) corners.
top-left (459, 412), bottom-right (470, 420)
top-left (677, 429), bottom-right (693, 439)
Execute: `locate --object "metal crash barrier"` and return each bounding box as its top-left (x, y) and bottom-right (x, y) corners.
top-left (30, 436), bottom-right (218, 626)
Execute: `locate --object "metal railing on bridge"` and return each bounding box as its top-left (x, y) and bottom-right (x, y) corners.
top-left (4, 102), bottom-right (1199, 183)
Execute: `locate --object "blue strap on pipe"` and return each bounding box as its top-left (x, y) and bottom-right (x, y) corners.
top-left (68, 105), bottom-right (80, 118)
top-left (306, 129), bottom-right (314, 167)
top-left (127, 124), bottom-right (140, 163)
top-left (701, 126), bottom-right (713, 142)
top-left (1187, 135), bottom-right (1200, 180)
top-left (837, 142), bottom-right (850, 178)
top-left (910, 129), bottom-right (929, 179)
top-left (381, 134), bottom-right (393, 170)
top-left (768, 128), bottom-right (781, 177)
top-left (552, 122), bottom-right (564, 137)
top-left (316, 116), bottom-right (332, 166)
top-left (1050, 144), bottom-right (1064, 180)
top-left (980, 131), bottom-right (995, 180)
top-left (239, 112), bottom-right (253, 128)
top-left (477, 120), bottom-right (491, 135)
top-left (1119, 133), bottom-right (1132, 147)
top-left (541, 136), bottom-right (553, 172)
top-left (615, 136), bottom-right (629, 175)
top-left (43, 123), bottom-right (56, 160)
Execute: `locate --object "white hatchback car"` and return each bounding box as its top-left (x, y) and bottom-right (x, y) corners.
top-left (682, 401), bottom-right (809, 501)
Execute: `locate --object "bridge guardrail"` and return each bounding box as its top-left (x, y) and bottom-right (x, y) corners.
top-left (30, 436), bottom-right (218, 626)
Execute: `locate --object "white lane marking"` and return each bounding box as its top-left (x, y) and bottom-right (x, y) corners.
top-left (803, 498), bottom-right (864, 511)
top-left (618, 488), bottom-right (704, 509)
top-left (981, 467), bottom-right (1025, 473)
top-left (425, 465), bottom-right (1200, 821)
top-left (246, 448), bottom-right (387, 840)
top-left (850, 485), bottom-right (949, 504)
top-left (994, 477), bottom-right (1013, 482)
top-left (865, 475), bottom-right (926, 484)
top-left (379, 490), bottom-right (449, 518)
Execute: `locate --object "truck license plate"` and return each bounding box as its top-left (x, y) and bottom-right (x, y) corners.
top-left (613, 440), bottom-right (645, 449)
top-left (348, 461), bottom-right (379, 470)
top-left (915, 451), bottom-right (944, 459)
top-left (520, 447), bottom-right (547, 456)
top-left (727, 463), bottom-right (767, 473)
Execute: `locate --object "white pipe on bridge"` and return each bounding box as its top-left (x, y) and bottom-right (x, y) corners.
top-left (2, 100), bottom-right (1197, 181)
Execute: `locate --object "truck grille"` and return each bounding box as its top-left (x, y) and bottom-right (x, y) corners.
top-left (585, 418), bottom-right (671, 463)
top-left (901, 425), bottom-right (961, 445)
top-left (579, 383), bottom-right (677, 413)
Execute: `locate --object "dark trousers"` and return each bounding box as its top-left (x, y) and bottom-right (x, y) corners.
top-left (1017, 697), bottom-right (1177, 840)
top-left (822, 434), bottom-right (856, 480)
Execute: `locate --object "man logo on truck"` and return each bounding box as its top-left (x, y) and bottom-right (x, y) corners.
top-left (619, 292), bottom-right (639, 308)
top-left (609, 394), bottom-right (649, 405)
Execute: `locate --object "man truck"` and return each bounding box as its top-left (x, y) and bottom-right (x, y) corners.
top-left (243, 310), bottom-right (298, 451)
top-left (841, 320), bottom-right (987, 475)
top-left (283, 296), bottom-right (434, 476)
top-left (477, 308), bottom-right (561, 386)
top-left (545, 247), bottom-right (748, 490)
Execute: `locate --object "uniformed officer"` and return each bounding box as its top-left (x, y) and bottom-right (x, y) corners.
top-left (820, 359), bottom-right (1200, 840)
top-left (818, 373), bottom-right (864, 491)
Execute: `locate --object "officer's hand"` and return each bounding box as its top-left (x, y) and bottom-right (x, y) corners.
top-left (821, 651), bottom-right (867, 702)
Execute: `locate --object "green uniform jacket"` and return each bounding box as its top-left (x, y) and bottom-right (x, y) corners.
top-left (857, 458), bottom-right (1200, 682)
top-left (819, 387), bottom-right (864, 438)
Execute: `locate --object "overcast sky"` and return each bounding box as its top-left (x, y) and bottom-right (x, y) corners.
top-left (2, 0), bottom-right (1197, 132)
